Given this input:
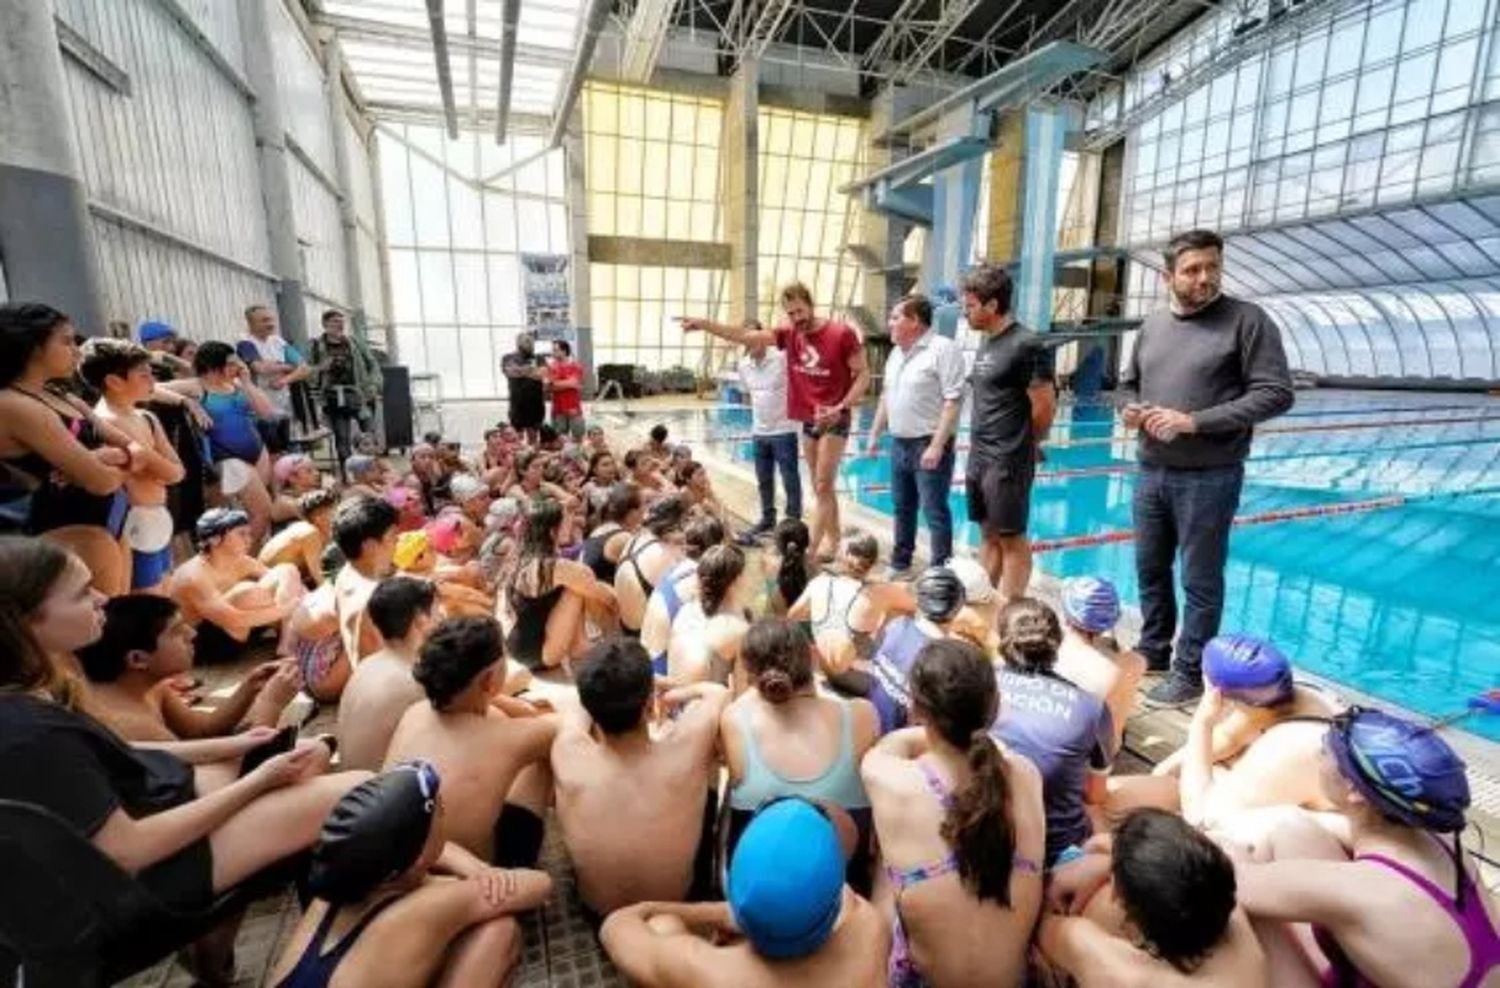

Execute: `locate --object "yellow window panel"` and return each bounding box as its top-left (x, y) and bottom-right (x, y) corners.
top-left (618, 139), bottom-right (644, 195)
top-left (671, 100), bottom-right (698, 145)
top-left (640, 197), bottom-right (667, 239)
top-left (617, 194), bottom-right (643, 236)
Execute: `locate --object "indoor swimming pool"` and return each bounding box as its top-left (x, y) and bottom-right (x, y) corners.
top-left (645, 391), bottom-right (1500, 741)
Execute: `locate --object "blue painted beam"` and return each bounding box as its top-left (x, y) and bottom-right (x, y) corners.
top-left (838, 134), bottom-right (991, 195)
top-left (869, 182), bottom-right (934, 223)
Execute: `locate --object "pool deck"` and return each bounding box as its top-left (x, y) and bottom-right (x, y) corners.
top-left (121, 394), bottom-right (1499, 985)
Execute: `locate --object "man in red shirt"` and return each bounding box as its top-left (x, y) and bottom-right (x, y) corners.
top-left (547, 339), bottom-right (586, 439)
top-left (680, 282), bottom-right (869, 561)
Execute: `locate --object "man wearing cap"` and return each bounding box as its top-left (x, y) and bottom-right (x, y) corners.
top-left (864, 295), bottom-right (966, 579)
top-left (601, 796), bottom-right (888, 986)
top-left (238, 304), bottom-right (310, 453)
top-left (139, 320), bottom-right (191, 381)
top-left (168, 507), bottom-right (307, 664)
top-left (1120, 229), bottom-right (1293, 705)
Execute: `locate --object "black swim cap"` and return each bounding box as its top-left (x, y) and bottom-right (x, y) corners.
top-left (194, 507), bottom-right (250, 547)
top-left (914, 566), bottom-right (966, 623)
top-left (307, 761), bottom-right (441, 903)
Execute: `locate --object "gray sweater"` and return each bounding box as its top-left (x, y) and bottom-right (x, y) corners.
top-left (1118, 295), bottom-right (1295, 469)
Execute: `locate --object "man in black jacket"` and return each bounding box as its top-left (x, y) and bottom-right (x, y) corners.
top-left (1119, 229), bottom-right (1294, 705)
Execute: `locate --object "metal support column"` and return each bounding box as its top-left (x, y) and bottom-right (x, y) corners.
top-left (238, 0), bottom-right (309, 347)
top-left (0, 0), bottom-right (105, 333)
top-left (323, 35), bottom-right (368, 340)
top-left (921, 101), bottom-right (985, 315)
top-left (562, 109), bottom-right (595, 391)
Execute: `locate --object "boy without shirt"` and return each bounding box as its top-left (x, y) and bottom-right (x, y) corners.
top-left (78, 593), bottom-right (300, 743)
top-left (601, 797), bottom-right (889, 988)
top-left (80, 338), bottom-right (187, 592)
top-left (258, 488), bottom-right (336, 587)
top-left (337, 576), bottom-right (439, 771)
top-left (384, 616), bottom-right (557, 866)
top-left (168, 507), bottom-right (306, 664)
top-left (331, 495), bottom-right (401, 665)
top-left (552, 639), bottom-right (728, 916)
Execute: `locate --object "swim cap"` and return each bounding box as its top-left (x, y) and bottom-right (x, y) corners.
top-left (487, 496), bottom-right (520, 531)
top-left (1202, 634), bottom-right (1294, 707)
top-left (426, 515), bottom-right (462, 555)
top-left (138, 320), bottom-right (176, 344)
top-left (195, 507), bottom-right (250, 546)
top-left (945, 557), bottom-right (994, 606)
top-left (273, 453), bottom-right (312, 486)
top-left (385, 485), bottom-right (415, 510)
top-left (449, 473), bottom-right (488, 504)
top-left (915, 567), bottom-right (966, 623)
top-left (345, 454), bottom-right (377, 480)
top-left (307, 761), bottom-right (441, 904)
top-left (727, 798), bottom-right (845, 960)
top-left (1326, 708), bottom-right (1469, 833)
top-left (394, 530), bottom-right (431, 571)
top-left (1060, 576), bottom-right (1120, 633)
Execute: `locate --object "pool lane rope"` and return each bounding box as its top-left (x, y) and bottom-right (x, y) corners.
top-left (683, 413), bottom-right (1500, 453)
top-left (847, 435), bottom-right (1500, 493)
top-left (1027, 483), bottom-right (1500, 556)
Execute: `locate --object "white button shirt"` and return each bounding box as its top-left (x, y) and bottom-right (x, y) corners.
top-left (738, 349), bottom-right (797, 436)
top-left (883, 330), bottom-right (967, 438)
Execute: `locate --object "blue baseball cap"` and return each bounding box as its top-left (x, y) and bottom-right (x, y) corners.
top-left (138, 320), bottom-right (177, 344)
top-left (727, 798), bottom-right (845, 960)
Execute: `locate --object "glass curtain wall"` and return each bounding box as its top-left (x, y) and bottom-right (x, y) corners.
top-left (378, 125), bottom-right (568, 399)
top-left (583, 82), bottom-right (729, 372)
top-left (756, 106), bottom-right (867, 324)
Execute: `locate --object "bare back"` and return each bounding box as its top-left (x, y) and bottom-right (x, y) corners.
top-left (383, 705), bottom-right (553, 860)
top-left (551, 714), bottom-right (718, 914)
top-left (336, 652), bottom-right (424, 771)
top-left (615, 535), bottom-right (680, 629)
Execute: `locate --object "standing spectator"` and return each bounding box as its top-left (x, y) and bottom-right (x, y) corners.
top-left (237, 304), bottom-right (309, 453)
top-left (959, 265), bottom-right (1056, 601)
top-left (864, 294), bottom-right (965, 578)
top-left (547, 340), bottom-right (586, 439)
top-left (681, 282), bottom-right (869, 563)
top-left (734, 327), bottom-right (801, 546)
top-left (309, 309), bottom-right (383, 462)
top-left (501, 332), bottom-right (546, 442)
top-left (1120, 229), bottom-right (1293, 705)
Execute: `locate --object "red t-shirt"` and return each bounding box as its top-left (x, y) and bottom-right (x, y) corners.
top-left (549, 359), bottom-right (583, 415)
top-left (773, 320), bottom-right (861, 422)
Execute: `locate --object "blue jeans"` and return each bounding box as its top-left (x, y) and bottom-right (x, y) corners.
top-left (1132, 462), bottom-right (1245, 680)
top-left (752, 432), bottom-right (802, 525)
top-left (890, 435), bottom-right (956, 570)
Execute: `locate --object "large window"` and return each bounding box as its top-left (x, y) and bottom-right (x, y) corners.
top-left (756, 107), bottom-right (866, 323)
top-left (378, 125), bottom-right (568, 400)
top-left (583, 83), bottom-right (728, 372)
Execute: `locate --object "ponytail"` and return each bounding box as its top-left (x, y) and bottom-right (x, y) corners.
top-left (944, 730), bottom-right (1015, 905)
top-left (773, 519), bottom-right (811, 605)
top-left (758, 668), bottom-right (795, 703)
top-left (909, 638), bottom-right (1015, 905)
top-left (696, 544), bottom-right (746, 617)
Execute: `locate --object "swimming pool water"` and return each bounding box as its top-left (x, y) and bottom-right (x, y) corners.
top-left (650, 393), bottom-right (1500, 741)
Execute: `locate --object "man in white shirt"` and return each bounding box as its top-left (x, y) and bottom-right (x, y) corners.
top-left (865, 294), bottom-right (966, 578)
top-left (736, 325), bottom-right (802, 544)
top-left (237, 304), bottom-right (310, 452)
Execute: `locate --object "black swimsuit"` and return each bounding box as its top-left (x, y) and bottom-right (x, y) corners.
top-left (581, 524), bottom-right (624, 583)
top-left (276, 896), bottom-right (401, 988)
top-left (506, 562), bottom-right (566, 670)
top-left (619, 536), bottom-right (663, 635)
top-left (2, 387), bottom-right (127, 536)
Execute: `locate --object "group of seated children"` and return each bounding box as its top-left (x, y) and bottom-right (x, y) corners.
top-left (0, 399), bottom-right (1492, 988)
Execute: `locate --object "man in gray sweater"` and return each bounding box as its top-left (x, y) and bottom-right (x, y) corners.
top-left (1119, 229), bottom-right (1294, 705)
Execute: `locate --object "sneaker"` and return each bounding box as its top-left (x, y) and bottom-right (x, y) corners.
top-left (882, 564), bottom-right (916, 582)
top-left (1145, 673), bottom-right (1204, 708)
top-left (735, 520), bottom-right (775, 547)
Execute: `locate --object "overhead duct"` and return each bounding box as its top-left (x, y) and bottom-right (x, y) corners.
top-left (424, 0), bottom-right (459, 138)
top-left (495, 0), bottom-right (521, 142)
top-left (547, 0), bottom-right (612, 148)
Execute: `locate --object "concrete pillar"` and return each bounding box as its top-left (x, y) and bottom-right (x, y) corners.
top-left (922, 104), bottom-right (985, 299)
top-left (1012, 104), bottom-right (1068, 334)
top-left (0, 0), bottom-right (106, 333)
top-left (323, 35), bottom-right (367, 340)
top-left (983, 112), bottom-right (1026, 262)
top-left (238, 0), bottom-right (309, 347)
top-left (563, 110), bottom-right (595, 390)
top-left (723, 57), bottom-right (759, 325)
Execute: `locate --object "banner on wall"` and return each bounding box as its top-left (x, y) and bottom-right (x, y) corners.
top-left (521, 254), bottom-right (571, 343)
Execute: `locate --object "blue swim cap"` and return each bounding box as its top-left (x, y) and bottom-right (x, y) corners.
top-left (1202, 634), bottom-right (1294, 707)
top-left (1326, 708), bottom-right (1469, 833)
top-left (138, 320), bottom-right (176, 344)
top-left (1060, 577), bottom-right (1120, 633)
top-left (728, 798), bottom-right (845, 960)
